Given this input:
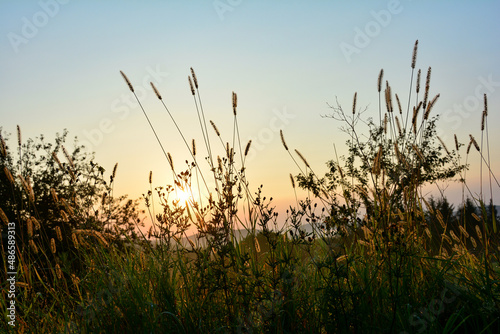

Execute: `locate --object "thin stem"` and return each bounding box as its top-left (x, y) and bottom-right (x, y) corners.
top-left (159, 99), bottom-right (210, 193)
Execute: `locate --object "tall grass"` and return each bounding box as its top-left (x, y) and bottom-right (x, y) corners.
top-left (1, 41), bottom-right (499, 333)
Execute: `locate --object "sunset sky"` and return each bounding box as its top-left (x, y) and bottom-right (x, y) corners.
top-left (1, 1), bottom-right (500, 229)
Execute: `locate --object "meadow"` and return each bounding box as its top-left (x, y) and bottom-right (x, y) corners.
top-left (1, 41), bottom-right (499, 333)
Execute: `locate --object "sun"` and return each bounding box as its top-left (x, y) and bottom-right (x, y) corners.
top-left (175, 188), bottom-right (193, 206)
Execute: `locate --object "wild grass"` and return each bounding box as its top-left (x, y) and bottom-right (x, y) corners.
top-left (1, 41), bottom-right (499, 333)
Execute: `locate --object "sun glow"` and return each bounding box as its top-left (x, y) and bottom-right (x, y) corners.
top-left (175, 188), bottom-right (194, 206)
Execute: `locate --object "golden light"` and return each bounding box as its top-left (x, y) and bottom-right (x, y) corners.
top-left (175, 188), bottom-right (193, 206)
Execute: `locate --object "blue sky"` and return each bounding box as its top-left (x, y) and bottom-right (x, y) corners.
top-left (1, 0), bottom-right (500, 221)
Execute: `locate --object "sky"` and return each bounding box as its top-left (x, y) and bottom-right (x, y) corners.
top-left (1, 0), bottom-right (500, 230)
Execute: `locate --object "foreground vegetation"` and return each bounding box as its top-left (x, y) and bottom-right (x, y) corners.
top-left (1, 41), bottom-right (499, 333)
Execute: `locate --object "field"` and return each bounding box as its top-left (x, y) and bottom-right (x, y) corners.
top-left (1, 41), bottom-right (499, 333)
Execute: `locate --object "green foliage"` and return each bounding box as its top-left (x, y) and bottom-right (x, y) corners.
top-left (0, 128), bottom-right (144, 332)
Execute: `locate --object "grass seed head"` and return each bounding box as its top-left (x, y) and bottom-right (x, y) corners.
top-left (290, 173), bottom-right (295, 189)
top-left (0, 134), bottom-right (6, 158)
top-left (190, 67), bottom-right (198, 89)
top-left (71, 274), bottom-right (80, 287)
top-left (469, 135), bottom-right (480, 152)
top-left (62, 145), bottom-right (74, 169)
top-left (424, 227), bottom-right (432, 239)
top-left (442, 234), bottom-right (452, 245)
top-left (377, 69), bottom-right (383, 92)
top-left (395, 94), bottom-right (402, 114)
top-left (450, 230), bottom-right (460, 243)
top-left (372, 146), bottom-right (383, 175)
top-left (466, 140), bottom-right (473, 154)
top-left (295, 149), bottom-right (310, 168)
top-left (192, 139), bottom-right (196, 156)
top-left (423, 66), bottom-right (431, 107)
top-left (0, 207), bottom-right (9, 225)
top-left (470, 236), bottom-right (477, 248)
top-left (55, 263), bottom-right (62, 279)
top-left (454, 134), bottom-right (459, 151)
top-left (210, 120), bottom-right (220, 136)
top-left (416, 68), bottom-right (421, 93)
top-left (18, 175), bottom-right (34, 201)
top-left (412, 144), bottom-right (424, 162)
top-left (120, 71), bottom-right (134, 92)
top-left (475, 225), bottom-right (483, 240)
top-left (424, 94), bottom-right (439, 120)
top-left (27, 218), bottom-right (33, 237)
top-left (32, 217), bottom-right (40, 230)
top-left (385, 84), bottom-right (393, 113)
top-left (150, 82), bottom-right (162, 100)
top-left (50, 238), bottom-right (56, 254)
top-left (232, 91), bottom-right (237, 115)
top-left (94, 231), bottom-right (109, 247)
top-left (17, 125), bottom-right (21, 147)
top-left (436, 210), bottom-right (446, 228)
top-left (56, 226), bottom-right (63, 241)
top-left (217, 155), bottom-right (222, 172)
top-left (61, 210), bottom-right (69, 223)
top-left (412, 102), bottom-right (422, 134)
top-left (337, 255), bottom-right (348, 263)
top-left (338, 165), bottom-right (344, 178)
top-left (244, 140), bottom-right (252, 156)
top-left (437, 136), bottom-right (450, 155)
top-left (254, 237), bottom-right (261, 253)
top-left (4, 167), bottom-right (15, 185)
top-left (188, 76), bottom-right (195, 95)
top-left (52, 151), bottom-right (64, 171)
top-left (411, 40), bottom-right (418, 69)
top-left (29, 240), bottom-right (38, 254)
top-left (167, 152), bottom-right (174, 171)
top-left (112, 163), bottom-right (118, 180)
top-left (352, 92), bottom-right (357, 114)
top-left (72, 233), bottom-right (79, 249)
top-left (483, 93), bottom-right (488, 116)
top-left (395, 116), bottom-right (402, 136)
top-left (280, 130), bottom-right (289, 151)
top-left (60, 198), bottom-right (74, 216)
top-left (394, 143), bottom-right (402, 163)
top-left (459, 225), bottom-right (469, 238)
